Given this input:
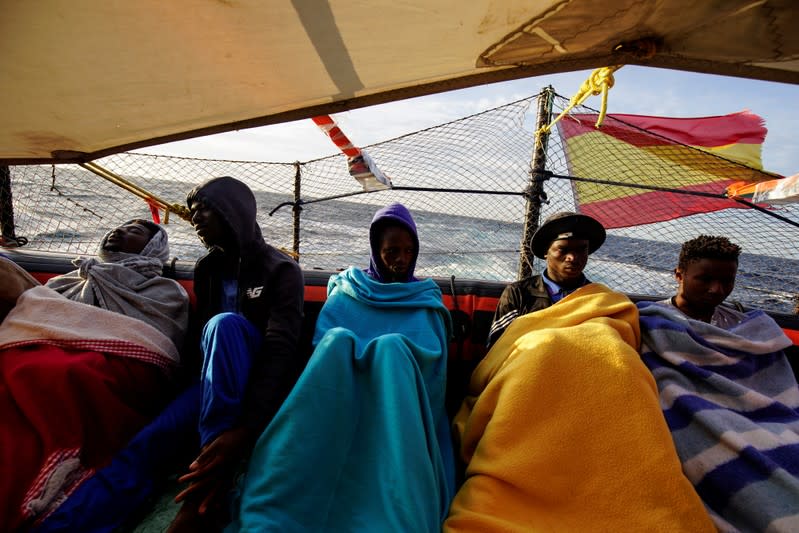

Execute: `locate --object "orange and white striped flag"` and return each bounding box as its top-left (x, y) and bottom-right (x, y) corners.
top-left (312, 115), bottom-right (392, 191)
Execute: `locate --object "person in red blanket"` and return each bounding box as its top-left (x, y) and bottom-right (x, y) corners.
top-left (0, 219), bottom-right (189, 531)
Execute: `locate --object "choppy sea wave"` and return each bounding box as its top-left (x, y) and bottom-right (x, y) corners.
top-left (9, 173), bottom-right (799, 314)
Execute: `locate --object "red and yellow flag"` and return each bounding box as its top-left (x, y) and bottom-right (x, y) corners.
top-left (557, 111), bottom-right (769, 228)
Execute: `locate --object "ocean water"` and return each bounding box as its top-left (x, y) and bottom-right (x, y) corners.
top-left (8, 171), bottom-right (799, 314)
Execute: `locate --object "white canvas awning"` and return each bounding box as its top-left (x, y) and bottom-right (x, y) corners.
top-left (2, 0), bottom-right (798, 163)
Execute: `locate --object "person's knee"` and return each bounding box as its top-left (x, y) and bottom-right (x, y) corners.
top-left (200, 313), bottom-right (260, 370)
top-left (202, 312), bottom-right (248, 337)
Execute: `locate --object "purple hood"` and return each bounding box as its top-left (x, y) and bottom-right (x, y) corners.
top-left (366, 202), bottom-right (419, 282)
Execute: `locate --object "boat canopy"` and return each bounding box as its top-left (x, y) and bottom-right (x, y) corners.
top-left (3, 0), bottom-right (798, 164)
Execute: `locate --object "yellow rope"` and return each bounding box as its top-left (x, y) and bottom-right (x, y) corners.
top-left (81, 161), bottom-right (301, 259)
top-left (280, 248), bottom-right (300, 260)
top-left (79, 161), bottom-right (192, 223)
top-left (536, 65), bottom-right (623, 140)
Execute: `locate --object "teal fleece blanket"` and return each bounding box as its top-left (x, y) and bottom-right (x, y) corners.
top-left (228, 267), bottom-right (455, 532)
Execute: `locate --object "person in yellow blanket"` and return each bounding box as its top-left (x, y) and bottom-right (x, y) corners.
top-left (445, 214), bottom-right (714, 532)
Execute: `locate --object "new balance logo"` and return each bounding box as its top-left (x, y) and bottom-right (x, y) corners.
top-left (245, 286), bottom-right (263, 299)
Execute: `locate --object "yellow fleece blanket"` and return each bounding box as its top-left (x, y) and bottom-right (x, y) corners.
top-left (444, 283), bottom-right (714, 532)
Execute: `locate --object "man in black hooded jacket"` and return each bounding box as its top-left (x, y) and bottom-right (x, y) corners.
top-left (170, 176), bottom-right (304, 531)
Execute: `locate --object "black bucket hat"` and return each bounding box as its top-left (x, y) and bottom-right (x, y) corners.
top-left (531, 211), bottom-right (606, 259)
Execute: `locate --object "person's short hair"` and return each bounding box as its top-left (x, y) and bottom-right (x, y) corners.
top-left (677, 235), bottom-right (741, 271)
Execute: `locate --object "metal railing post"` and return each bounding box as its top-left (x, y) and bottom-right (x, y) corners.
top-left (292, 162), bottom-right (302, 262)
top-left (517, 86), bottom-right (554, 279)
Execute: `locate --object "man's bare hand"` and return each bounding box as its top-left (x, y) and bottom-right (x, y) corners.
top-left (174, 426), bottom-right (253, 514)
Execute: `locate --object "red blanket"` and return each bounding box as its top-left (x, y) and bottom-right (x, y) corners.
top-left (0, 287), bottom-right (180, 530)
top-left (0, 344), bottom-right (171, 531)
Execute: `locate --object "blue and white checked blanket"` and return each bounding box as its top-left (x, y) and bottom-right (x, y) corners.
top-left (638, 301), bottom-right (799, 532)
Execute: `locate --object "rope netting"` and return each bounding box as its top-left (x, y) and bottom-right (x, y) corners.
top-left (4, 91), bottom-right (798, 313)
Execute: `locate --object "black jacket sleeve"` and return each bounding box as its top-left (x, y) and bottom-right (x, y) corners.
top-left (487, 283), bottom-right (523, 348)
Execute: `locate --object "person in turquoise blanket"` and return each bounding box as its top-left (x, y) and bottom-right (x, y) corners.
top-left (227, 202), bottom-right (456, 532)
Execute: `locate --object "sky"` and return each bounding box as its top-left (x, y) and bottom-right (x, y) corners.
top-left (137, 66), bottom-right (798, 177)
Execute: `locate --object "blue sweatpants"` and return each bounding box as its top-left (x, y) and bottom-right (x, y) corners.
top-left (35, 312), bottom-right (261, 532)
top-left (199, 312), bottom-right (263, 447)
top-left (34, 384), bottom-right (202, 533)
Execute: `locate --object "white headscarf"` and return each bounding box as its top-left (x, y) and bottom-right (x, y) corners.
top-left (45, 220), bottom-right (189, 349)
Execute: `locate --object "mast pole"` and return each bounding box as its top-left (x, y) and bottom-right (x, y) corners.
top-left (517, 86), bottom-right (554, 279)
